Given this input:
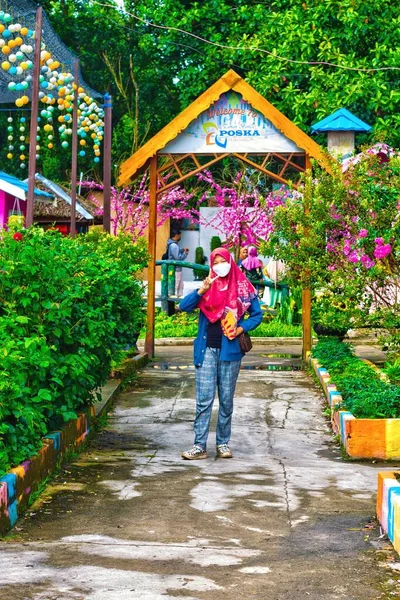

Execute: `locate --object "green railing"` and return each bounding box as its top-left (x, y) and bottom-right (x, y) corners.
top-left (155, 259), bottom-right (289, 314)
top-left (156, 260), bottom-right (208, 313)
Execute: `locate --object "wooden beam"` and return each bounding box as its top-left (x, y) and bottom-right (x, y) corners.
top-left (70, 58), bottom-right (79, 238)
top-left (156, 154), bottom-right (229, 193)
top-left (145, 155), bottom-right (158, 358)
top-left (302, 154), bottom-right (313, 360)
top-left (273, 152), bottom-right (306, 172)
top-left (302, 288), bottom-right (312, 361)
top-left (233, 153), bottom-right (301, 187)
top-left (26, 6), bottom-right (43, 227)
top-left (103, 93), bottom-right (112, 233)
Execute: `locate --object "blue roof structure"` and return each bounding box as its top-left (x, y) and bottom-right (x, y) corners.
top-left (0, 171), bottom-right (54, 201)
top-left (310, 108), bottom-right (371, 134)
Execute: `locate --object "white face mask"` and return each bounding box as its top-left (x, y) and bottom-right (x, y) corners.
top-left (213, 261), bottom-right (231, 278)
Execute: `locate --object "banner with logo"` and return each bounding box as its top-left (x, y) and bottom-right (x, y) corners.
top-left (160, 92), bottom-right (303, 154)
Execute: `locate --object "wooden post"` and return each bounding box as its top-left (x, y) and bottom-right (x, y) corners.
top-left (302, 154), bottom-right (312, 360)
top-left (70, 58), bottom-right (79, 237)
top-left (302, 288), bottom-right (312, 360)
top-left (26, 6), bottom-right (43, 227)
top-left (145, 155), bottom-right (158, 357)
top-left (103, 92), bottom-right (112, 233)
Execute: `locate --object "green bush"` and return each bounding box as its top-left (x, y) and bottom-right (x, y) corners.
top-left (210, 236), bottom-right (222, 252)
top-left (193, 246), bottom-right (207, 280)
top-left (0, 227), bottom-right (148, 476)
top-left (312, 338), bottom-right (400, 419)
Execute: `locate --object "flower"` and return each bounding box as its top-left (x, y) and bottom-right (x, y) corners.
top-left (376, 151), bottom-right (390, 164)
top-left (374, 243), bottom-right (392, 260)
top-left (348, 251), bottom-right (359, 263)
top-left (13, 232), bottom-right (23, 241)
top-left (360, 254), bottom-right (375, 269)
top-left (358, 229), bottom-right (368, 238)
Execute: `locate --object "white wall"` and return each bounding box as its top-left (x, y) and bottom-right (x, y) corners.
top-left (179, 229), bottom-right (200, 281)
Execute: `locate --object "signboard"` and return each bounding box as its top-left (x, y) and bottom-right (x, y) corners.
top-left (160, 92), bottom-right (303, 154)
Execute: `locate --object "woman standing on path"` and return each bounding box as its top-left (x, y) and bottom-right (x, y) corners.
top-left (179, 247), bottom-right (262, 460)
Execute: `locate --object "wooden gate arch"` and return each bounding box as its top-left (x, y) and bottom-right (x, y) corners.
top-left (118, 69), bottom-right (331, 359)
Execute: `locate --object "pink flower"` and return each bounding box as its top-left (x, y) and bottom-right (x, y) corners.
top-left (358, 229), bottom-right (368, 238)
top-left (343, 240), bottom-right (351, 256)
top-left (374, 243), bottom-right (391, 260)
top-left (348, 251), bottom-right (359, 263)
top-left (374, 237), bottom-right (384, 245)
top-left (327, 265), bottom-right (337, 271)
top-left (361, 254), bottom-right (375, 269)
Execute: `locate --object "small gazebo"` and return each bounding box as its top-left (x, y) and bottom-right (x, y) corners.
top-left (119, 69), bottom-right (332, 358)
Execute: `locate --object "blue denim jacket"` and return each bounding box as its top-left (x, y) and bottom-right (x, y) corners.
top-left (179, 290), bottom-right (263, 366)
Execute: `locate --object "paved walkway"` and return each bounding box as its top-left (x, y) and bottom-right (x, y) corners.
top-left (0, 345), bottom-right (399, 599)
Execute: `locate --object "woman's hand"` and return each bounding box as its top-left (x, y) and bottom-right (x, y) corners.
top-left (198, 276), bottom-right (213, 295)
top-left (235, 326), bottom-right (244, 337)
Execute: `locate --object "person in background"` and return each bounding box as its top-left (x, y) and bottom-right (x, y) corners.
top-left (179, 247), bottom-right (262, 460)
top-left (237, 246), bottom-right (248, 267)
top-left (240, 245), bottom-right (264, 298)
top-left (166, 229), bottom-right (189, 297)
top-left (262, 259), bottom-right (289, 307)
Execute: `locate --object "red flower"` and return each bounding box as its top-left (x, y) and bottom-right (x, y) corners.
top-left (13, 232), bottom-right (23, 241)
top-left (376, 152), bottom-right (389, 164)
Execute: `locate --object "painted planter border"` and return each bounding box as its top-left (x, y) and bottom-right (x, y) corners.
top-left (311, 357), bottom-right (400, 460)
top-left (0, 353), bottom-right (148, 536)
top-left (377, 471), bottom-right (400, 554)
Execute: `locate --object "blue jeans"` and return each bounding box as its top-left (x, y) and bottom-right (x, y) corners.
top-left (194, 348), bottom-right (241, 449)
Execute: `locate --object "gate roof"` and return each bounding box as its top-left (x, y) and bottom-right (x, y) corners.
top-left (119, 69), bottom-right (331, 186)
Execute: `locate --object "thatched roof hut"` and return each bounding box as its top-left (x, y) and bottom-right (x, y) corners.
top-left (32, 174), bottom-right (102, 231)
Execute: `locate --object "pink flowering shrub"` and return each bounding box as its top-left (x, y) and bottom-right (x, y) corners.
top-left (197, 170), bottom-right (290, 248)
top-left (83, 168), bottom-right (286, 253)
top-left (83, 176), bottom-right (206, 239)
top-left (263, 145), bottom-right (400, 347)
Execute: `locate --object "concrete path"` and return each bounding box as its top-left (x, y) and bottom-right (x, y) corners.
top-left (0, 346), bottom-right (399, 599)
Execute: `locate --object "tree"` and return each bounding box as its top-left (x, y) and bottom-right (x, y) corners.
top-left (126, 0), bottom-right (400, 146)
top-left (198, 169), bottom-right (290, 254)
top-left (262, 144), bottom-right (400, 350)
top-left (6, 1), bottom-right (400, 182)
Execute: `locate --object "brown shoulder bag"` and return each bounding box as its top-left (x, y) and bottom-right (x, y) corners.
top-left (238, 331), bottom-right (252, 353)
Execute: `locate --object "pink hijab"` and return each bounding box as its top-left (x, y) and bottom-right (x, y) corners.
top-left (198, 248), bottom-right (256, 331)
top-left (241, 246), bottom-right (262, 271)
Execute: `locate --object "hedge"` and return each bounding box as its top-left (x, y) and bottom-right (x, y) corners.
top-left (311, 338), bottom-right (400, 419)
top-left (0, 227), bottom-right (148, 476)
